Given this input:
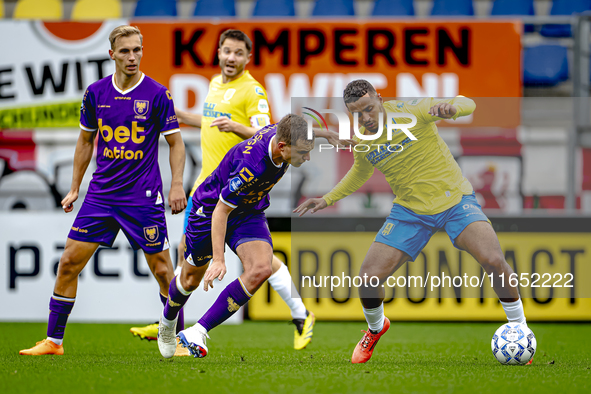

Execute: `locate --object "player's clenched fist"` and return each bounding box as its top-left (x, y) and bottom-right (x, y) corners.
top-left (168, 184), bottom-right (187, 215)
top-left (428, 103), bottom-right (457, 119)
top-left (203, 259), bottom-right (227, 291)
top-left (61, 190), bottom-right (79, 213)
top-left (293, 197), bottom-right (327, 217)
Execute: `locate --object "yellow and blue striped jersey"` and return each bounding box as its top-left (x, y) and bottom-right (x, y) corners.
top-left (323, 97), bottom-right (475, 215)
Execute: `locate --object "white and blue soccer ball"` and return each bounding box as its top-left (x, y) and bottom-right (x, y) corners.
top-left (491, 323), bottom-right (536, 365)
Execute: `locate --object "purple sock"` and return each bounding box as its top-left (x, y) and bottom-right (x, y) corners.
top-left (47, 294), bottom-right (75, 340)
top-left (159, 292), bottom-right (183, 333)
top-left (198, 278), bottom-right (251, 332)
top-left (163, 276), bottom-right (190, 334)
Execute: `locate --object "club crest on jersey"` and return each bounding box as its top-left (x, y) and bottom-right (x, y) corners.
top-left (134, 100), bottom-right (149, 116)
top-left (229, 176), bottom-right (243, 192)
top-left (223, 88), bottom-right (236, 103)
top-left (239, 167), bottom-right (254, 182)
top-left (144, 226), bottom-right (159, 242)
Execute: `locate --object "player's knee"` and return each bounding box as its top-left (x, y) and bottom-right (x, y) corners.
top-left (57, 255), bottom-right (82, 278)
top-left (152, 262), bottom-right (171, 284)
top-left (247, 263), bottom-right (272, 286)
top-left (479, 253), bottom-right (505, 273)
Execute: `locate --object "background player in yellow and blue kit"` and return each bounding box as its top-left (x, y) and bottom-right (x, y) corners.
top-left (295, 80), bottom-right (528, 364)
top-left (132, 30), bottom-right (322, 349)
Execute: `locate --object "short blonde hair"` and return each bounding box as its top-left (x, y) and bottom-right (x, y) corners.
top-left (109, 25), bottom-right (143, 50)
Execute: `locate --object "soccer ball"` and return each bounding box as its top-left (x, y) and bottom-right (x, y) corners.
top-left (491, 323), bottom-right (536, 365)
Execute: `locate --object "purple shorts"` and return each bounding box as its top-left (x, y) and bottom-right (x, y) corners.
top-left (184, 211), bottom-right (272, 267)
top-left (69, 200), bottom-right (169, 254)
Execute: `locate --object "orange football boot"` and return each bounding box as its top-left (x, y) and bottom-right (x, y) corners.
top-left (20, 339), bottom-right (64, 356)
top-left (351, 318), bottom-right (390, 364)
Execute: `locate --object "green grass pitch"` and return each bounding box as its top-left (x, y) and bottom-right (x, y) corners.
top-left (1, 321), bottom-right (590, 393)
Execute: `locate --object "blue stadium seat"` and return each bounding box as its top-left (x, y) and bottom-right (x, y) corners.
top-left (540, 0), bottom-right (591, 37)
top-left (523, 45), bottom-right (569, 87)
top-left (372, 0), bottom-right (414, 16)
top-left (134, 0), bottom-right (177, 17)
top-left (193, 0), bottom-right (235, 17)
top-left (312, 0), bottom-right (355, 17)
top-left (431, 0), bottom-right (474, 16)
top-left (490, 0), bottom-right (535, 33)
top-left (252, 0), bottom-right (295, 17)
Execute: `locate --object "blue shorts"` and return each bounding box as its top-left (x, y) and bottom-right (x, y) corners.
top-left (375, 193), bottom-right (490, 261)
top-left (69, 200), bottom-right (169, 254)
top-left (184, 211), bottom-right (272, 267)
top-left (182, 196), bottom-right (194, 234)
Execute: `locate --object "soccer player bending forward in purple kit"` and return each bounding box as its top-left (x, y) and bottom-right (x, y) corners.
top-left (157, 114), bottom-right (314, 359)
top-left (20, 25), bottom-right (187, 356)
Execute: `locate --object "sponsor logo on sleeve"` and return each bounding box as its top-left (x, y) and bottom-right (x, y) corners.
top-left (406, 99), bottom-right (422, 106)
top-left (250, 114), bottom-right (271, 128)
top-left (229, 176), bottom-right (244, 192)
top-left (255, 86), bottom-right (265, 96)
top-left (239, 167), bottom-right (254, 182)
top-left (258, 99), bottom-right (269, 113)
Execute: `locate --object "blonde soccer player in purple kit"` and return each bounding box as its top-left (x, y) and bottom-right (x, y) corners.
top-left (157, 114), bottom-right (314, 359)
top-left (20, 25), bottom-right (187, 356)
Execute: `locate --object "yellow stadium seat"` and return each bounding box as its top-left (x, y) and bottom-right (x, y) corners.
top-left (72, 0), bottom-right (122, 20)
top-left (0, 1), bottom-right (4, 18)
top-left (14, 0), bottom-right (63, 20)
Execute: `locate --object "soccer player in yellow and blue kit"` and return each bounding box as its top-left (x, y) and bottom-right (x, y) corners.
top-left (295, 80), bottom-right (528, 364)
top-left (131, 30), bottom-right (316, 349)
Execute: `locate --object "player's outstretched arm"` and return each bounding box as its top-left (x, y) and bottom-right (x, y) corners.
top-left (62, 129), bottom-right (97, 213)
top-left (293, 198), bottom-right (328, 217)
top-left (313, 127), bottom-right (356, 148)
top-left (175, 107), bottom-right (202, 128)
top-left (427, 97), bottom-right (476, 120)
top-left (203, 200), bottom-right (234, 291)
top-left (165, 132), bottom-right (187, 215)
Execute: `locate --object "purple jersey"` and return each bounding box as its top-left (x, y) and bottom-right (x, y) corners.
top-left (79, 73), bottom-right (180, 206)
top-left (193, 124), bottom-right (288, 217)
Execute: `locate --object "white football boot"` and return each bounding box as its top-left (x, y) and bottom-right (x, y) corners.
top-left (157, 315), bottom-right (178, 359)
top-left (177, 324), bottom-right (209, 358)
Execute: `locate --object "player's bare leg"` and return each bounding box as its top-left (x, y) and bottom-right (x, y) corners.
top-left (268, 255), bottom-right (314, 349)
top-left (174, 241), bottom-right (274, 358)
top-left (454, 221), bottom-right (520, 301)
top-left (20, 238), bottom-right (99, 355)
top-left (454, 221), bottom-right (529, 362)
top-left (177, 233), bottom-right (186, 269)
top-left (352, 242), bottom-right (411, 364)
top-left (455, 222), bottom-right (527, 319)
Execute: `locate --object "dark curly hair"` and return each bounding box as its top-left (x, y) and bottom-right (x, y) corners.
top-left (343, 79), bottom-right (377, 105)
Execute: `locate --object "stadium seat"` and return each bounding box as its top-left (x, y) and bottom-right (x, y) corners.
top-left (490, 0), bottom-right (535, 33)
top-left (13, 0), bottom-right (62, 19)
top-left (430, 0), bottom-right (474, 16)
top-left (523, 45), bottom-right (569, 87)
top-left (0, 0), bottom-right (4, 18)
top-left (372, 0), bottom-right (414, 16)
top-left (540, 0), bottom-right (591, 37)
top-left (312, 0), bottom-right (355, 17)
top-left (134, 0), bottom-right (177, 17)
top-left (72, 0), bottom-right (121, 20)
top-left (193, 0), bottom-right (235, 17)
top-left (252, 0), bottom-right (295, 17)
